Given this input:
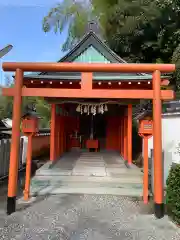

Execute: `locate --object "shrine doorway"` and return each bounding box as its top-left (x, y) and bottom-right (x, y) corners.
top-left (79, 113), bottom-right (107, 150)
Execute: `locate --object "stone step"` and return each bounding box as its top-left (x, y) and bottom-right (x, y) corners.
top-left (36, 170), bottom-right (72, 176)
top-left (31, 175), bottom-right (143, 184)
top-left (30, 186), bottom-right (143, 197)
top-left (35, 168), bottom-right (142, 177)
top-left (31, 180), bottom-right (142, 189)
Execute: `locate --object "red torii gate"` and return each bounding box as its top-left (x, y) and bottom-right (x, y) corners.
top-left (2, 62), bottom-right (175, 218)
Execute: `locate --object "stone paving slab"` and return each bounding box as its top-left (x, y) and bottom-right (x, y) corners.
top-left (75, 162), bottom-right (105, 167)
top-left (106, 167), bottom-right (141, 175)
top-left (77, 159), bottom-right (104, 163)
top-left (72, 171), bottom-right (107, 177)
top-left (0, 195), bottom-right (179, 239)
top-left (104, 163), bottom-right (126, 168)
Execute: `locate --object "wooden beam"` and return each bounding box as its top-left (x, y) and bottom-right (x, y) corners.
top-left (2, 62), bottom-right (175, 73)
top-left (127, 104), bottom-right (132, 165)
top-left (81, 72), bottom-right (92, 90)
top-left (50, 104), bottom-right (56, 161)
top-left (2, 87), bottom-right (175, 100)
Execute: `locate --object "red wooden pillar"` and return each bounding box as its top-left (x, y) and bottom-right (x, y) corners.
top-left (127, 104), bottom-right (132, 164)
top-left (119, 118), bottom-right (121, 154)
top-left (124, 116), bottom-right (128, 159)
top-left (59, 115), bottom-right (65, 155)
top-left (153, 70), bottom-right (164, 219)
top-left (50, 104), bottom-right (56, 161)
top-left (23, 135), bottom-right (33, 200)
top-left (59, 116), bottom-right (62, 156)
top-left (121, 117), bottom-right (124, 157)
top-left (63, 116), bottom-right (67, 152)
top-left (7, 68), bottom-right (23, 215)
top-left (143, 136), bottom-right (149, 204)
top-left (121, 118), bottom-right (124, 155)
top-left (119, 117), bottom-right (122, 155)
top-left (56, 115), bottom-right (60, 158)
top-left (61, 116), bottom-right (64, 153)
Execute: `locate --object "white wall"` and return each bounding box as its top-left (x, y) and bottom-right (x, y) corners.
top-left (147, 115), bottom-right (180, 188)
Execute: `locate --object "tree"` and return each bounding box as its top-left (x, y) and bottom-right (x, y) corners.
top-left (106, 0), bottom-right (180, 63)
top-left (42, 0), bottom-right (180, 65)
top-left (0, 75), bottom-right (14, 119)
top-left (0, 76), bottom-right (50, 128)
top-left (42, 0), bottom-right (116, 51)
top-left (105, 0), bottom-right (180, 95)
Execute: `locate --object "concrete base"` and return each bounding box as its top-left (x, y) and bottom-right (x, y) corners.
top-left (17, 197), bottom-right (37, 204)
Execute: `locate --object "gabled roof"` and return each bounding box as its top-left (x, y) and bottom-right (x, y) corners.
top-left (24, 31), bottom-right (165, 81)
top-left (57, 31), bottom-right (126, 64)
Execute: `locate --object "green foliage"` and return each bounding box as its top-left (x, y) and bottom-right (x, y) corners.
top-left (42, 0), bottom-right (113, 51)
top-left (35, 98), bottom-right (50, 128)
top-left (166, 164), bottom-right (180, 224)
top-left (42, 0), bottom-right (93, 51)
top-left (0, 95), bottom-right (50, 129)
top-left (106, 0), bottom-right (180, 63)
top-left (0, 76), bottom-right (50, 128)
top-left (105, 0), bottom-right (180, 95)
top-left (0, 95), bottom-right (13, 119)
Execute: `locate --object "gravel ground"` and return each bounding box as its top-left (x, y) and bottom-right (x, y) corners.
top-left (0, 194), bottom-right (179, 240)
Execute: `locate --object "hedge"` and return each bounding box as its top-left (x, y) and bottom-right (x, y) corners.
top-left (166, 164), bottom-right (180, 225)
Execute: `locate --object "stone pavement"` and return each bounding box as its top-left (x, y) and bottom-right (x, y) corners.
top-left (31, 151), bottom-right (143, 197)
top-left (0, 194), bottom-right (180, 239)
top-left (36, 151), bottom-right (142, 177)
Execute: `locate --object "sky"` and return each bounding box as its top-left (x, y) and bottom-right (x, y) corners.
top-left (0, 0), bottom-right (68, 85)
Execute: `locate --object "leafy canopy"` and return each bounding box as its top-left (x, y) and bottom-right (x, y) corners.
top-left (0, 76), bottom-right (50, 128)
top-left (42, 0), bottom-right (114, 51)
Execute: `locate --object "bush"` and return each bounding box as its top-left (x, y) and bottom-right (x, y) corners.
top-left (166, 164), bottom-right (180, 224)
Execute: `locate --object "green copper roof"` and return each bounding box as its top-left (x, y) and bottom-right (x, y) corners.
top-left (73, 45), bottom-right (110, 63)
